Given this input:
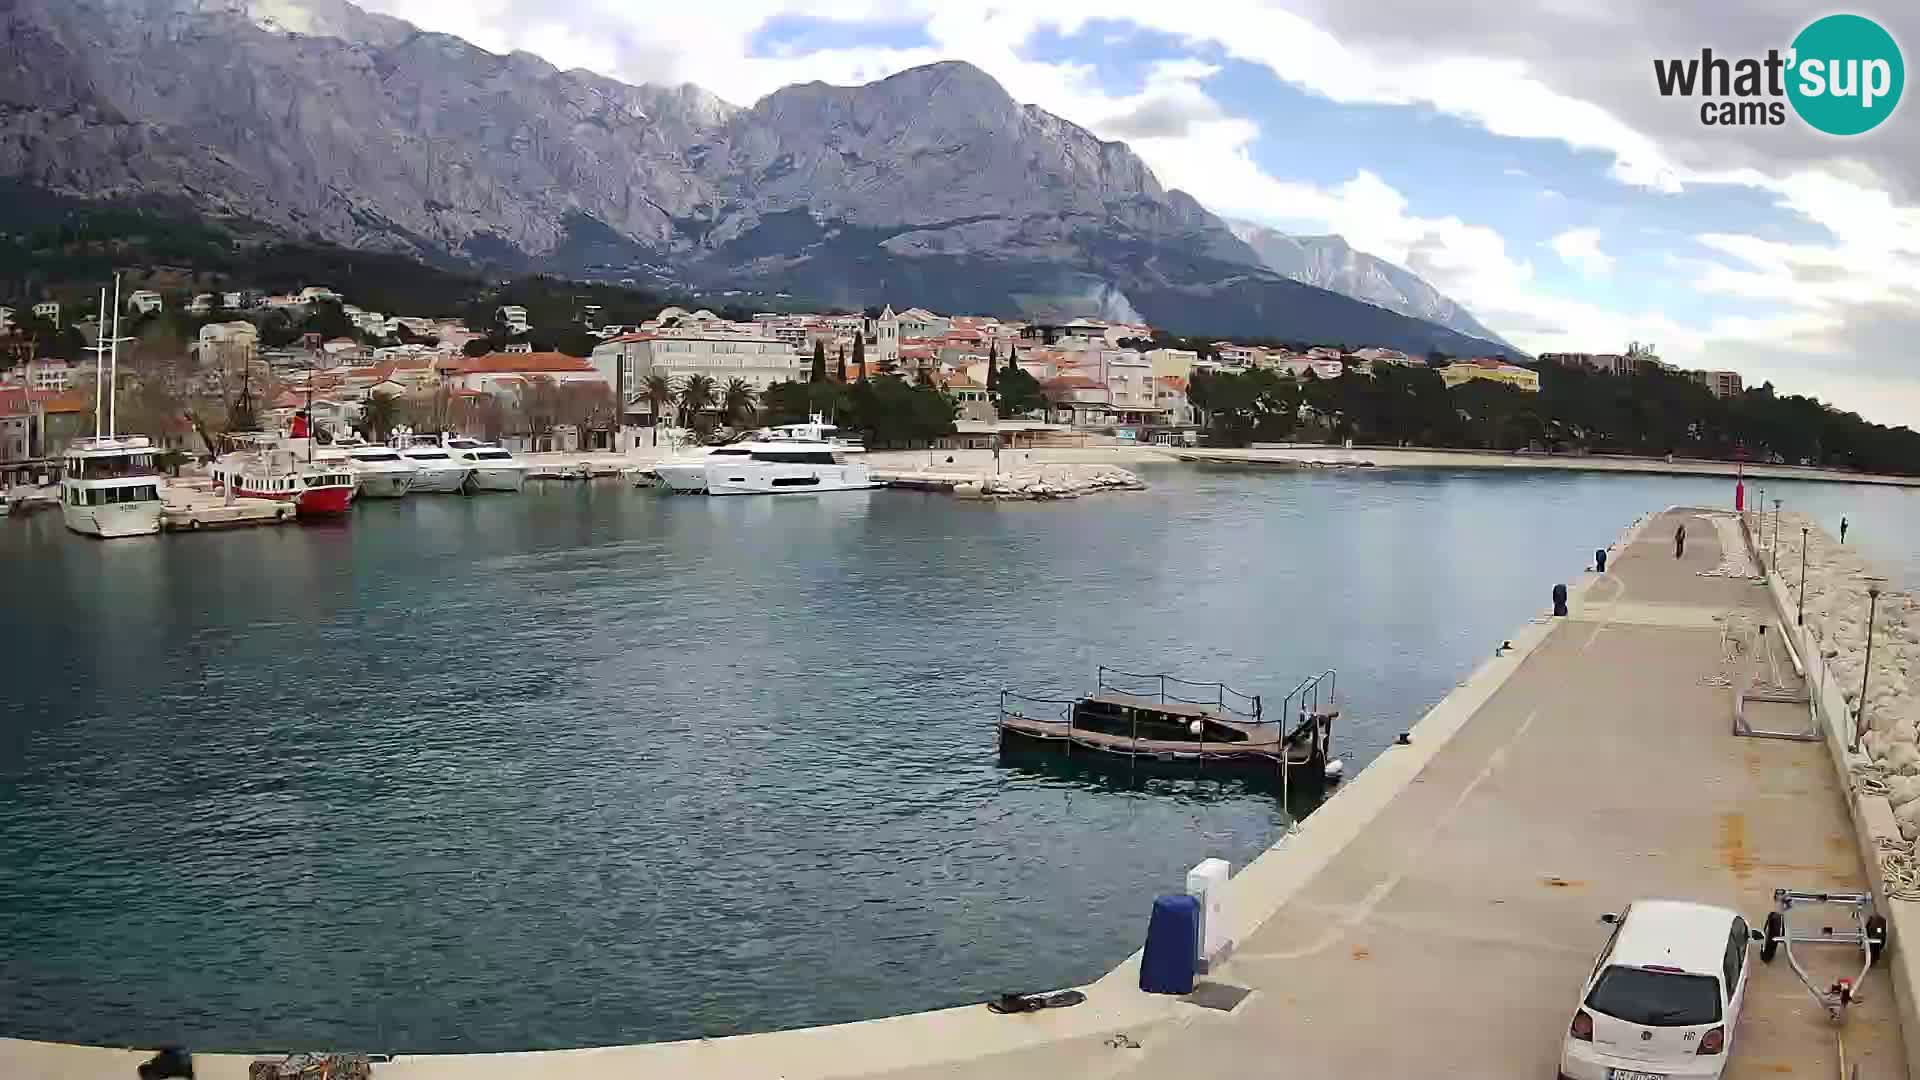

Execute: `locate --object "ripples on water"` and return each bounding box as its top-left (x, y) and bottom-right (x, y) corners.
top-left (1, 465), bottom-right (1913, 1051)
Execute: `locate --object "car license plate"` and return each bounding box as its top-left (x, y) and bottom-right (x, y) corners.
top-left (1607, 1070), bottom-right (1665, 1080)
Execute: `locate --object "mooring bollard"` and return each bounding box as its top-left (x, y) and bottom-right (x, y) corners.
top-left (1140, 894), bottom-right (1200, 994)
top-left (1595, 548), bottom-right (1607, 573)
top-left (1553, 583), bottom-right (1569, 617)
top-left (1186, 858), bottom-right (1231, 973)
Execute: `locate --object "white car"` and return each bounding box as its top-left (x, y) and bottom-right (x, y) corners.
top-left (1560, 900), bottom-right (1758, 1080)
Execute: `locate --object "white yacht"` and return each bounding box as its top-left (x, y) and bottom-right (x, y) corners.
top-left (63, 277), bottom-right (163, 538)
top-left (442, 436), bottom-right (526, 493)
top-left (658, 437), bottom-right (874, 496)
top-left (344, 445), bottom-right (416, 498)
top-left (396, 444), bottom-right (470, 493)
top-left (386, 429), bottom-right (468, 493)
top-left (63, 435), bottom-right (164, 537)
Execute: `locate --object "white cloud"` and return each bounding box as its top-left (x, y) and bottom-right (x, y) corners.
top-left (1550, 229), bottom-right (1614, 278)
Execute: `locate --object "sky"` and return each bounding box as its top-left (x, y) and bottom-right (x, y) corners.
top-left (349, 0), bottom-right (1920, 429)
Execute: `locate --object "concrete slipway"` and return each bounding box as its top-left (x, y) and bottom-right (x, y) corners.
top-left (3, 508), bottom-right (1908, 1078)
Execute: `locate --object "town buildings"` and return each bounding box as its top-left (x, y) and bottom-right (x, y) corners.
top-left (1440, 357), bottom-right (1542, 392)
top-left (1693, 369), bottom-right (1743, 399)
top-left (590, 329), bottom-right (802, 415)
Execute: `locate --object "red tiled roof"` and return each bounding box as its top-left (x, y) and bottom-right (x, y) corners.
top-left (1042, 374), bottom-right (1103, 390)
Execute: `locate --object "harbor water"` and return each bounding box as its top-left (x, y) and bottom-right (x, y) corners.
top-left (1, 465), bottom-right (1914, 1052)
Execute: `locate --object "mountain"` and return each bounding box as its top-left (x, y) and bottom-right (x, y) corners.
top-left (1228, 222), bottom-right (1510, 347)
top-left (0, 0), bottom-right (1523, 358)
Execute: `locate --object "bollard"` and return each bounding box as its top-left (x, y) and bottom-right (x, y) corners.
top-left (1552, 583), bottom-right (1569, 617)
top-left (1186, 859), bottom-right (1231, 972)
top-left (1140, 894), bottom-right (1200, 994)
top-left (1595, 548), bottom-right (1607, 573)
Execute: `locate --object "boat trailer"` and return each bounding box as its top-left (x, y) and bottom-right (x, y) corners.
top-left (1759, 887), bottom-right (1886, 1026)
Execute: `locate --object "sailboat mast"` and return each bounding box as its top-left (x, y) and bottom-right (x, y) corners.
top-left (108, 274), bottom-right (122, 438)
top-left (93, 287), bottom-right (107, 438)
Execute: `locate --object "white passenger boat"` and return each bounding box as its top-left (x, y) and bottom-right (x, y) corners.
top-left (443, 436), bottom-right (526, 492)
top-left (62, 435), bottom-right (163, 537)
top-left (62, 276), bottom-right (163, 538)
top-left (344, 445), bottom-right (416, 498)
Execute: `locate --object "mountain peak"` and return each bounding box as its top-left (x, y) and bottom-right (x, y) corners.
top-left (1230, 220), bottom-right (1507, 347)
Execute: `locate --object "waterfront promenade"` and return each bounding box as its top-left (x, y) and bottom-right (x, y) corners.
top-left (1183, 444), bottom-right (1920, 487)
top-left (2, 508), bottom-right (1906, 1078)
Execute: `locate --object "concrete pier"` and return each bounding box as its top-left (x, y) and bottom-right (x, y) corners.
top-left (3, 508), bottom-right (1907, 1079)
top-left (160, 482), bottom-right (294, 530)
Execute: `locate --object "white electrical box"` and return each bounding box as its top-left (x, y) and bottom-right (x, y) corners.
top-left (1186, 858), bottom-right (1231, 968)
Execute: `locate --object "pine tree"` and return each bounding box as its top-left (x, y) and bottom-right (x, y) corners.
top-left (810, 340), bottom-right (827, 383)
top-left (853, 334), bottom-right (867, 383)
top-left (987, 342), bottom-right (999, 392)
top-left (836, 345), bottom-right (847, 383)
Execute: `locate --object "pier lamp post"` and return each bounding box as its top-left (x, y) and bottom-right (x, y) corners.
top-left (1797, 527), bottom-right (1809, 626)
top-left (1856, 579), bottom-right (1885, 747)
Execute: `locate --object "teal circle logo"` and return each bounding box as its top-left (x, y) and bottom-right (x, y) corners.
top-left (1787, 14), bottom-right (1903, 135)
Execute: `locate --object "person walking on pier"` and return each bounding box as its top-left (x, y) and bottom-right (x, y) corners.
top-left (1674, 522), bottom-right (1687, 559)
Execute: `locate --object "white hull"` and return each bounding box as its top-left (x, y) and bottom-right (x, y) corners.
top-left (466, 466), bottom-right (525, 492)
top-left (655, 460), bottom-right (711, 492)
top-left (63, 501), bottom-right (162, 537)
top-left (354, 471), bottom-right (414, 498)
top-left (409, 467), bottom-right (471, 493)
top-left (706, 462), bottom-right (875, 496)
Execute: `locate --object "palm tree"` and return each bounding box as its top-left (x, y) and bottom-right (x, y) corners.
top-left (722, 377), bottom-right (756, 428)
top-left (362, 389), bottom-right (401, 442)
top-left (641, 373), bottom-right (673, 445)
top-left (676, 373), bottom-right (717, 427)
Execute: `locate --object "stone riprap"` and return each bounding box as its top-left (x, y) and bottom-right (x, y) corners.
top-left (1772, 512), bottom-right (1920, 834)
top-left (953, 465), bottom-right (1146, 500)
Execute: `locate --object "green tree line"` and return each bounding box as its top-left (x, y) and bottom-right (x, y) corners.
top-left (1191, 359), bottom-right (1920, 474)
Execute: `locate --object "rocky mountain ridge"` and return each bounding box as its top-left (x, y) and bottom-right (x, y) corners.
top-left (0, 0), bottom-right (1521, 356)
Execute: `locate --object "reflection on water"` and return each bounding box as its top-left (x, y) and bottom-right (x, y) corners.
top-left (1, 466), bottom-right (1915, 1052)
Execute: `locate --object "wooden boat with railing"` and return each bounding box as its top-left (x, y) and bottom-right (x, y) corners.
top-left (997, 666), bottom-right (1339, 785)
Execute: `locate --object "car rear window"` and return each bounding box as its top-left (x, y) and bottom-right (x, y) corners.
top-left (1585, 965), bottom-right (1722, 1026)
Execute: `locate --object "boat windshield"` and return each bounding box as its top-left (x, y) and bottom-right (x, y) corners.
top-left (66, 453), bottom-right (159, 479)
top-left (475, 450), bottom-right (514, 460)
top-left (408, 451), bottom-right (451, 460)
top-left (355, 452), bottom-right (403, 462)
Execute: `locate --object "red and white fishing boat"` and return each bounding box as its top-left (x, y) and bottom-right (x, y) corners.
top-left (211, 433), bottom-right (356, 517)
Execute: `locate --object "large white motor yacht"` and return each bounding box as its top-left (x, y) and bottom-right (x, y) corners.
top-left (442, 436), bottom-right (526, 492)
top-left (658, 438), bottom-right (874, 495)
top-left (62, 435), bottom-right (163, 537)
top-left (387, 429), bottom-right (470, 493)
top-left (396, 444), bottom-right (470, 493)
top-left (344, 445), bottom-right (417, 498)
